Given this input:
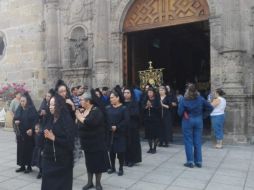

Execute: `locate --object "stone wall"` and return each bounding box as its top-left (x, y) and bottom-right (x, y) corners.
top-left (0, 0), bottom-right (253, 143)
top-left (0, 0), bottom-right (46, 106)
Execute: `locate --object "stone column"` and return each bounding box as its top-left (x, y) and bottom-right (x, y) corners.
top-left (219, 0), bottom-right (248, 143)
top-left (44, 0), bottom-right (61, 88)
top-left (220, 0), bottom-right (245, 94)
top-left (94, 0), bottom-right (111, 88)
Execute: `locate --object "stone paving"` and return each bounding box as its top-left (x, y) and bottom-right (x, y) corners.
top-left (0, 128), bottom-right (254, 190)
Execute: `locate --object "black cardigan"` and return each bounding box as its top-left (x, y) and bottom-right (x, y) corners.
top-left (78, 106), bottom-right (107, 152)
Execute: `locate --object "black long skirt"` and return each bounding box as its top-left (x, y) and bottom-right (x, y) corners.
top-left (126, 128), bottom-right (142, 164)
top-left (144, 120), bottom-right (160, 139)
top-left (41, 158), bottom-right (73, 190)
top-left (84, 150), bottom-right (110, 173)
top-left (17, 135), bottom-right (34, 166)
top-left (159, 113), bottom-right (173, 143)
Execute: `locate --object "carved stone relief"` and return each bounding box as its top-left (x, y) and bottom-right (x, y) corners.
top-left (68, 0), bottom-right (93, 24)
top-left (69, 27), bottom-right (88, 68)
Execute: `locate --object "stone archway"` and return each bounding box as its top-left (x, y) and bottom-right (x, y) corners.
top-left (123, 0), bottom-right (209, 32)
top-left (121, 0), bottom-right (210, 85)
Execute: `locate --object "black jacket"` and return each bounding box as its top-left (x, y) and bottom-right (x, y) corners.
top-left (78, 106), bottom-right (107, 152)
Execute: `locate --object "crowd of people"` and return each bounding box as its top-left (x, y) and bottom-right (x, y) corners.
top-left (9, 80), bottom-right (227, 190)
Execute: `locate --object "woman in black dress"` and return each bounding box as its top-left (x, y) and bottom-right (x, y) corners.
top-left (142, 87), bottom-right (161, 154)
top-left (76, 90), bottom-right (109, 190)
top-left (159, 85), bottom-right (174, 147)
top-left (41, 94), bottom-right (76, 190)
top-left (14, 93), bottom-right (39, 173)
top-left (106, 88), bottom-right (129, 176)
top-left (123, 87), bottom-right (142, 167)
top-left (55, 80), bottom-right (76, 120)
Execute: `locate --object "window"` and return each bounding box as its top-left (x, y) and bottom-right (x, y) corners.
top-left (0, 32), bottom-right (6, 60)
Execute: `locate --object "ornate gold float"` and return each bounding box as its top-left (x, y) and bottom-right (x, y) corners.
top-left (138, 61), bottom-right (164, 89)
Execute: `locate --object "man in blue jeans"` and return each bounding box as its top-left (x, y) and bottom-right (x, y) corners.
top-left (178, 84), bottom-right (213, 168)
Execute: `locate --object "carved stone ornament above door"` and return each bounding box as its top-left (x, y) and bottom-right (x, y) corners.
top-left (123, 0), bottom-right (209, 32)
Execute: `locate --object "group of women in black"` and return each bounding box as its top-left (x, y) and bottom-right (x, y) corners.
top-left (13, 80), bottom-right (147, 190)
top-left (142, 85), bottom-right (177, 153)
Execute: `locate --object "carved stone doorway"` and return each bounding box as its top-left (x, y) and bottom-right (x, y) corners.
top-left (122, 0), bottom-right (211, 136)
top-left (123, 0), bottom-right (210, 86)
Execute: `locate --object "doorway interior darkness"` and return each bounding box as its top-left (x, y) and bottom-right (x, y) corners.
top-left (125, 20), bottom-right (211, 135)
top-left (126, 20), bottom-right (210, 97)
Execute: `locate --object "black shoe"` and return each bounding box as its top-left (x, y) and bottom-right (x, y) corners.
top-left (24, 166), bottom-right (32, 174)
top-left (36, 172), bottom-right (42, 179)
top-left (184, 163), bottom-right (194, 168)
top-left (15, 167), bottom-right (25, 173)
top-left (96, 184), bottom-right (103, 190)
top-left (118, 169), bottom-right (124, 176)
top-left (151, 149), bottom-right (157, 154)
top-left (107, 168), bottom-right (116, 174)
top-left (82, 183), bottom-right (94, 190)
top-left (195, 163), bottom-right (202, 168)
top-left (128, 162), bottom-right (134, 167)
top-left (147, 149), bottom-right (152, 153)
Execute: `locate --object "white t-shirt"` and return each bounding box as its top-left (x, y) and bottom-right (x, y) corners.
top-left (211, 97), bottom-right (226, 116)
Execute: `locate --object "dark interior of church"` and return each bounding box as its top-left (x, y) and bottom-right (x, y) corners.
top-left (127, 21), bottom-right (210, 96)
top-left (126, 21), bottom-right (211, 135)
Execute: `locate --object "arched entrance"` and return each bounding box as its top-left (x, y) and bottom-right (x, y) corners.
top-left (122, 0), bottom-right (211, 135)
top-left (123, 0), bottom-right (210, 90)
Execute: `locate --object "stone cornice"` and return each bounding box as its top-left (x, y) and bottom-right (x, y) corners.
top-left (45, 0), bottom-right (59, 4)
top-left (219, 49), bottom-right (247, 54)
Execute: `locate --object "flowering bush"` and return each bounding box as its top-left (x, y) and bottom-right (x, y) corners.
top-left (0, 83), bottom-right (29, 103)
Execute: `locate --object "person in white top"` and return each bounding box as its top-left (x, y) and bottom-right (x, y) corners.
top-left (210, 89), bottom-right (226, 149)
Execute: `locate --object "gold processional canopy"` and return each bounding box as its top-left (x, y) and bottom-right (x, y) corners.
top-left (138, 61), bottom-right (164, 89)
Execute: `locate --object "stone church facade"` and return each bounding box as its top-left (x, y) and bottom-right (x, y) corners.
top-left (0, 0), bottom-right (254, 143)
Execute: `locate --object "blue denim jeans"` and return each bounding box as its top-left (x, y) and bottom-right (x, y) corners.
top-left (182, 116), bottom-right (203, 164)
top-left (211, 114), bottom-right (225, 140)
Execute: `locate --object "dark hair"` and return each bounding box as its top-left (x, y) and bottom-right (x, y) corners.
top-left (71, 87), bottom-right (78, 93)
top-left (123, 87), bottom-right (135, 101)
top-left (216, 88), bottom-right (226, 96)
top-left (102, 87), bottom-right (109, 91)
top-left (110, 87), bottom-right (124, 103)
top-left (76, 85), bottom-right (81, 89)
top-left (55, 79), bottom-right (71, 99)
top-left (95, 88), bottom-right (103, 97)
top-left (21, 92), bottom-right (35, 108)
top-left (48, 88), bottom-right (55, 97)
top-left (184, 84), bottom-right (198, 100)
top-left (50, 94), bottom-right (66, 119)
top-left (14, 92), bottom-right (21, 96)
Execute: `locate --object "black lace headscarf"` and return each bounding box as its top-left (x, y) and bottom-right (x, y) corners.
top-left (50, 94), bottom-right (76, 163)
top-left (54, 79), bottom-right (72, 99)
top-left (123, 87), bottom-right (136, 102)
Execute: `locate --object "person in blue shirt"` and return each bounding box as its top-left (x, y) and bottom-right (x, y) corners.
top-left (178, 84), bottom-right (213, 168)
top-left (133, 85), bottom-right (143, 103)
top-left (102, 87), bottom-right (110, 106)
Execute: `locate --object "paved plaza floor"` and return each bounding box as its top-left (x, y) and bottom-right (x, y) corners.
top-left (0, 128), bottom-right (254, 190)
